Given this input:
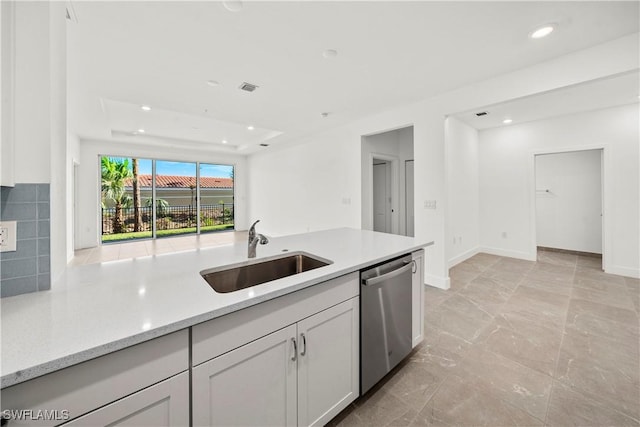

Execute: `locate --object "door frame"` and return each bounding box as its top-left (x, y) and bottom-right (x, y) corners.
top-left (73, 160), bottom-right (80, 250)
top-left (405, 159), bottom-right (415, 237)
top-left (367, 152), bottom-right (399, 235)
top-left (528, 145), bottom-right (607, 270)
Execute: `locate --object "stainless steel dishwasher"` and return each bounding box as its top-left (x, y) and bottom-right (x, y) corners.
top-left (360, 253), bottom-right (414, 395)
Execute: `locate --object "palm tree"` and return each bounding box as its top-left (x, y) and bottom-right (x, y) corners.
top-left (146, 197), bottom-right (169, 217)
top-left (101, 157), bottom-right (133, 234)
top-left (132, 158), bottom-right (143, 231)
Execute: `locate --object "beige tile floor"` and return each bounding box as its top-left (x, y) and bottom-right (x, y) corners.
top-left (330, 250), bottom-right (640, 427)
top-left (71, 231), bottom-right (248, 266)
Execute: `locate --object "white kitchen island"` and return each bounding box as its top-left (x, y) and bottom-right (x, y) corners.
top-left (1, 228), bottom-right (432, 426)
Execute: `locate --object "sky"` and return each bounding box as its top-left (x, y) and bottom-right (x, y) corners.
top-left (105, 157), bottom-right (233, 178)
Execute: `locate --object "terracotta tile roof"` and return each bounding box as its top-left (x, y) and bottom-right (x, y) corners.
top-left (125, 174), bottom-right (233, 189)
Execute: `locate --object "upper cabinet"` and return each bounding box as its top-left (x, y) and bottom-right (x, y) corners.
top-left (0, 0), bottom-right (15, 187)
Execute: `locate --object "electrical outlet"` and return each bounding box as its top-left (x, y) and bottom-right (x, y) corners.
top-left (0, 221), bottom-right (17, 252)
top-left (424, 200), bottom-right (437, 209)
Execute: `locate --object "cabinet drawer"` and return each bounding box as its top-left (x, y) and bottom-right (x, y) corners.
top-left (60, 372), bottom-right (189, 427)
top-left (1, 330), bottom-right (188, 426)
top-left (192, 272), bottom-right (358, 366)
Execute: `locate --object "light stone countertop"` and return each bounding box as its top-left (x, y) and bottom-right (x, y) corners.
top-left (1, 228), bottom-right (432, 388)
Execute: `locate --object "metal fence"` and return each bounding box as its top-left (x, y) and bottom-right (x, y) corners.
top-left (102, 203), bottom-right (234, 235)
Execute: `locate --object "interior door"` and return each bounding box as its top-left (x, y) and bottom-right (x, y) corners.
top-left (405, 160), bottom-right (414, 237)
top-left (373, 162), bottom-right (389, 233)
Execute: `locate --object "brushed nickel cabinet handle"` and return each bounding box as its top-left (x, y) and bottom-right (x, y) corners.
top-left (300, 333), bottom-right (307, 356)
top-left (291, 337), bottom-right (298, 361)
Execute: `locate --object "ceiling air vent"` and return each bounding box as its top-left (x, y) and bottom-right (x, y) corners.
top-left (475, 111), bottom-right (489, 117)
top-left (239, 82), bottom-right (259, 92)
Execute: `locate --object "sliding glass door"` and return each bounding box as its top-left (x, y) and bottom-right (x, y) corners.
top-left (155, 160), bottom-right (197, 238)
top-left (100, 156), bottom-right (234, 243)
top-left (199, 163), bottom-right (234, 234)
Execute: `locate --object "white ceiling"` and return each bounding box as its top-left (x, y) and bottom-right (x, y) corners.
top-left (452, 70), bottom-right (640, 130)
top-left (67, 1), bottom-right (640, 154)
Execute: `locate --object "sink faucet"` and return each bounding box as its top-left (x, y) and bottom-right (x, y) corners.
top-left (248, 220), bottom-right (269, 258)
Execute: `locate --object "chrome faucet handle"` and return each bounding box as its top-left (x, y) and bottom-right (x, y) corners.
top-left (249, 220), bottom-right (260, 240)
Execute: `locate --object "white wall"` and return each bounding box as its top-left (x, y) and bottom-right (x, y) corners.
top-left (49, 1), bottom-right (67, 280)
top-left (479, 104), bottom-right (639, 277)
top-left (248, 34), bottom-right (639, 288)
top-left (445, 117), bottom-right (479, 267)
top-left (535, 150), bottom-right (602, 254)
top-left (247, 125), bottom-right (363, 237)
top-left (67, 132), bottom-right (80, 256)
top-left (361, 126), bottom-right (413, 236)
top-left (76, 140), bottom-right (249, 249)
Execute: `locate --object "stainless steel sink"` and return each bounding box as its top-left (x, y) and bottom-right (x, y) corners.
top-left (200, 252), bottom-right (332, 293)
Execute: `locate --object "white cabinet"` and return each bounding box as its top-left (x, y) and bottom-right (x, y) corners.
top-left (192, 297), bottom-right (359, 427)
top-left (61, 372), bottom-right (189, 427)
top-left (412, 249), bottom-right (425, 347)
top-left (297, 298), bottom-right (359, 427)
top-left (1, 330), bottom-right (189, 427)
top-left (0, 0), bottom-right (14, 187)
top-left (192, 325), bottom-right (298, 427)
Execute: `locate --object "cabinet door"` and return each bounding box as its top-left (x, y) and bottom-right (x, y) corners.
top-left (412, 251), bottom-right (425, 347)
top-left (61, 372), bottom-right (189, 427)
top-left (297, 297), bottom-right (359, 427)
top-left (192, 324), bottom-right (297, 427)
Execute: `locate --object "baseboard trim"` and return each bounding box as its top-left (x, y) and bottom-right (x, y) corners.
top-left (606, 265), bottom-right (640, 279)
top-left (478, 246), bottom-right (537, 262)
top-left (538, 246), bottom-right (601, 258)
top-left (448, 247), bottom-right (480, 268)
top-left (425, 274), bottom-right (450, 290)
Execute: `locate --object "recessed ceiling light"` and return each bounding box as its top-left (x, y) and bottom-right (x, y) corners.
top-left (222, 1), bottom-right (243, 12)
top-left (502, 118), bottom-right (513, 124)
top-left (137, 128), bottom-right (145, 133)
top-left (529, 24), bottom-right (556, 39)
top-left (322, 49), bottom-right (338, 59)
top-left (140, 105), bottom-right (151, 112)
top-left (247, 125), bottom-right (254, 131)
top-left (206, 80), bottom-right (220, 87)
top-left (222, 140), bottom-right (228, 144)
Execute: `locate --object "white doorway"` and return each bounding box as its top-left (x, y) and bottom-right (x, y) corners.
top-left (361, 126), bottom-right (414, 236)
top-left (373, 159), bottom-right (392, 233)
top-left (534, 149), bottom-right (603, 265)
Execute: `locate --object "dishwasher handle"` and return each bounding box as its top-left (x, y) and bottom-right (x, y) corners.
top-left (363, 261), bottom-right (414, 286)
